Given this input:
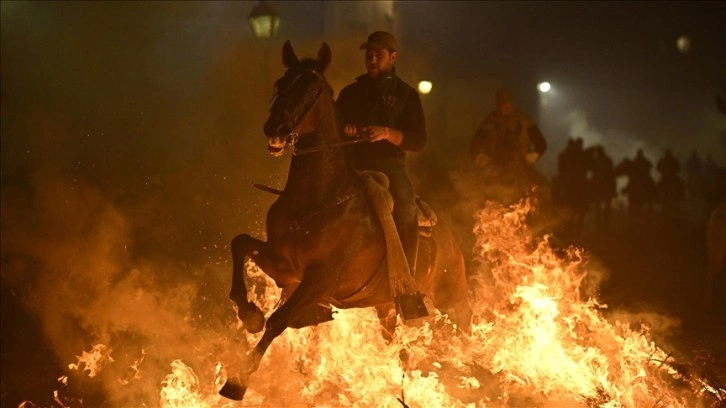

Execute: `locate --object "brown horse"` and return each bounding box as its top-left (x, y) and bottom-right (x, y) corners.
top-left (219, 41), bottom-right (472, 401)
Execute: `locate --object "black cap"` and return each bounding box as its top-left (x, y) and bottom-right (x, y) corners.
top-left (359, 31), bottom-right (397, 52)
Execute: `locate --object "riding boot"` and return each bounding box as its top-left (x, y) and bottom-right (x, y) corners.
top-left (395, 221), bottom-right (433, 321)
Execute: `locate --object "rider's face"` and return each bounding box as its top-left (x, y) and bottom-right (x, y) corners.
top-left (365, 47), bottom-right (396, 78)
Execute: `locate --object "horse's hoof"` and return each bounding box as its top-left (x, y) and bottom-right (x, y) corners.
top-left (236, 301), bottom-right (265, 333)
top-left (219, 377), bottom-right (247, 401)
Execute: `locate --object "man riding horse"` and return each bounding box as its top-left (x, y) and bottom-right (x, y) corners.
top-left (219, 40), bottom-right (472, 401)
top-left (470, 88), bottom-right (548, 206)
top-left (336, 31), bottom-right (429, 318)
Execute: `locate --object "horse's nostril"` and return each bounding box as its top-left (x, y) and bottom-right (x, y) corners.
top-left (263, 119), bottom-right (290, 137)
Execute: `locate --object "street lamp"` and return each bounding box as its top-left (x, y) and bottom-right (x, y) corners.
top-left (417, 80), bottom-right (433, 95)
top-left (248, 1), bottom-right (280, 40)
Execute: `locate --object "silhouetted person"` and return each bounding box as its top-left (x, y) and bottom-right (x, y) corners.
top-left (616, 148), bottom-right (656, 218)
top-left (555, 137), bottom-right (590, 238)
top-left (656, 148), bottom-right (685, 227)
top-left (470, 88), bottom-right (548, 206)
top-left (588, 144), bottom-right (616, 231)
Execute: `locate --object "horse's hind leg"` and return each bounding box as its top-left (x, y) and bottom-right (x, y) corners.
top-left (229, 233), bottom-right (288, 333)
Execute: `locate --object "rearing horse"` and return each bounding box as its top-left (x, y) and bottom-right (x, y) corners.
top-left (220, 41), bottom-right (472, 401)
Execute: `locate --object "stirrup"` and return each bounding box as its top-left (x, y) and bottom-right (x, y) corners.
top-left (396, 291), bottom-right (434, 321)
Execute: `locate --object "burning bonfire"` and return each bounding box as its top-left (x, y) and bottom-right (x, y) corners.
top-left (20, 199), bottom-right (725, 407)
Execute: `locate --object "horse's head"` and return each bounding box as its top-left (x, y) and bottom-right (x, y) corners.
top-left (264, 41), bottom-right (333, 157)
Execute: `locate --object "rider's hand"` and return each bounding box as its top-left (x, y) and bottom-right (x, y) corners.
top-left (361, 126), bottom-right (404, 146)
top-left (360, 126), bottom-right (388, 142)
top-left (343, 124), bottom-right (358, 138)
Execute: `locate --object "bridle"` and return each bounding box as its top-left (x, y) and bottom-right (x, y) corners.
top-left (292, 137), bottom-right (368, 156)
top-left (269, 68), bottom-right (368, 156)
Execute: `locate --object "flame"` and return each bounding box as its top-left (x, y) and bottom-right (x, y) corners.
top-left (27, 197), bottom-right (725, 407)
top-left (157, 360), bottom-right (241, 408)
top-left (119, 349), bottom-right (145, 385)
top-left (68, 343), bottom-right (114, 378)
top-left (226, 197), bottom-right (709, 407)
top-left (465, 198), bottom-right (689, 406)
top-left (159, 360), bottom-right (220, 408)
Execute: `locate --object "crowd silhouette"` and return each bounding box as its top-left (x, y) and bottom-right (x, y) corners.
top-left (551, 139), bottom-right (725, 238)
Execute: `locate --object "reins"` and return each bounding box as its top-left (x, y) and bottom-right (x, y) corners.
top-left (293, 136), bottom-right (368, 156)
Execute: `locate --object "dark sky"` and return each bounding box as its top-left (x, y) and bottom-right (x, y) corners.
top-left (401, 1), bottom-right (725, 81)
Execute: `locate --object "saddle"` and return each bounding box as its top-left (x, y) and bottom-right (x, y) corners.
top-left (355, 169), bottom-right (438, 235)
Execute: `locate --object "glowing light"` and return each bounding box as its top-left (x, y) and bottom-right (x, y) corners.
top-left (677, 36), bottom-right (691, 53)
top-left (538, 81), bottom-right (551, 93)
top-left (417, 80), bottom-right (432, 94)
top-left (248, 1), bottom-right (280, 40)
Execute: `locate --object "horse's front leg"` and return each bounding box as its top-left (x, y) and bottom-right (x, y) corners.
top-left (229, 233), bottom-right (285, 333)
top-left (221, 262), bottom-right (334, 401)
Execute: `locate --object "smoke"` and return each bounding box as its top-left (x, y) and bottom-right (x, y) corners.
top-left (0, 3), bottom-right (390, 405)
top-left (0, 2), bottom-right (287, 405)
top-left (0, 162), bottom-right (247, 404)
top-left (565, 109), bottom-right (654, 166)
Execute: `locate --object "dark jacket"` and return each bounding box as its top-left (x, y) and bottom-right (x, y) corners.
top-left (470, 109), bottom-right (547, 167)
top-left (336, 68), bottom-right (426, 166)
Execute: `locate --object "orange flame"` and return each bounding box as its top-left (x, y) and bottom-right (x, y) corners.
top-left (223, 197), bottom-right (705, 406)
top-left (68, 343), bottom-right (114, 378)
top-left (159, 360), bottom-right (235, 408)
top-left (33, 198), bottom-right (723, 407)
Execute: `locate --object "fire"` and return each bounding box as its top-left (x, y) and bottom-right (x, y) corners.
top-left (23, 198), bottom-right (724, 407)
top-left (465, 198), bottom-right (690, 406)
top-left (159, 360), bottom-right (233, 408)
top-left (119, 349), bottom-right (145, 385)
top-left (68, 343), bottom-right (114, 379)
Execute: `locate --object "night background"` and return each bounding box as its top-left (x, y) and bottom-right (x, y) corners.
top-left (2, 1), bottom-right (725, 406)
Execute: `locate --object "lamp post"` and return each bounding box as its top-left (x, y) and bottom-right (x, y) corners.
top-left (247, 0), bottom-right (280, 40)
top-left (248, 1), bottom-right (280, 86)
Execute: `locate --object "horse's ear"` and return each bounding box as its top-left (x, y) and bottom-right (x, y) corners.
top-left (316, 42), bottom-right (331, 73)
top-left (282, 40), bottom-right (299, 68)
